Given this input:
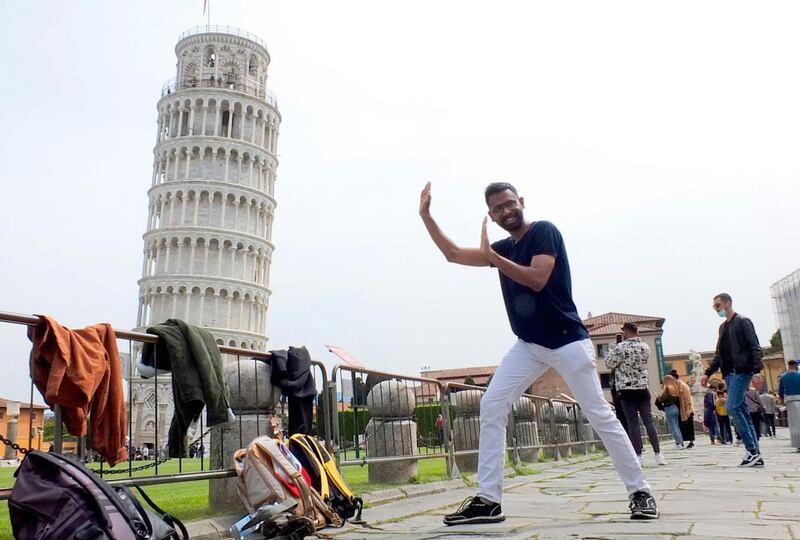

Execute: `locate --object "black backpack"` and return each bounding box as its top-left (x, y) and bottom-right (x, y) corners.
top-left (9, 450), bottom-right (188, 540)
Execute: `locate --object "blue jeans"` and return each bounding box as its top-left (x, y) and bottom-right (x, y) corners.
top-left (665, 404), bottom-right (683, 446)
top-left (726, 374), bottom-right (759, 453)
top-left (704, 409), bottom-right (720, 441)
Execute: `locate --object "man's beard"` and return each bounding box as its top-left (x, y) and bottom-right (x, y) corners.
top-left (497, 211), bottom-right (524, 233)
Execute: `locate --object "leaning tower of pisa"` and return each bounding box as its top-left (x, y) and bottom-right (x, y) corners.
top-left (129, 26), bottom-right (280, 448)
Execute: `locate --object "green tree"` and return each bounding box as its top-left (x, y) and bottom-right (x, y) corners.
top-left (464, 375), bottom-right (476, 386)
top-left (770, 330), bottom-right (783, 353)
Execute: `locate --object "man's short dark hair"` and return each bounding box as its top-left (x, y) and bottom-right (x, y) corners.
top-left (669, 369), bottom-right (679, 379)
top-left (621, 322), bottom-right (638, 333)
top-left (714, 292), bottom-right (732, 304)
top-left (789, 360), bottom-right (798, 368)
top-left (484, 182), bottom-right (518, 205)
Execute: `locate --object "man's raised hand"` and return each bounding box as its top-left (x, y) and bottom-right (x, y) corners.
top-left (480, 216), bottom-right (493, 259)
top-left (419, 181), bottom-right (432, 217)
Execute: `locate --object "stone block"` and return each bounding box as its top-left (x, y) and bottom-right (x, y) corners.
top-left (367, 381), bottom-right (416, 418)
top-left (452, 415), bottom-right (481, 471)
top-left (449, 389), bottom-right (483, 417)
top-left (209, 414), bottom-right (271, 513)
top-left (365, 418), bottom-right (418, 484)
top-left (512, 396), bottom-right (537, 421)
top-left (223, 358), bottom-right (281, 411)
top-left (513, 420), bottom-right (540, 463)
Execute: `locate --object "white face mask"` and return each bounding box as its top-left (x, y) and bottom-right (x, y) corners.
top-left (717, 309), bottom-right (728, 318)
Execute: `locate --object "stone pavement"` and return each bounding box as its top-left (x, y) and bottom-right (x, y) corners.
top-left (325, 430), bottom-right (800, 540)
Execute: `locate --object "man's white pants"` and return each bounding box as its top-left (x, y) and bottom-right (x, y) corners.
top-left (476, 339), bottom-right (651, 504)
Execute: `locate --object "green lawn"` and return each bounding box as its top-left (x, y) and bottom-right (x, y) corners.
top-left (0, 456), bottom-right (452, 538)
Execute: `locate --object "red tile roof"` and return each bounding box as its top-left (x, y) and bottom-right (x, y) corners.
top-left (0, 398), bottom-right (48, 410)
top-left (587, 323), bottom-right (662, 337)
top-left (583, 312), bottom-right (665, 328)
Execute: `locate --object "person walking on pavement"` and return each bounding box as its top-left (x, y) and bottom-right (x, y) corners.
top-left (604, 322), bottom-right (666, 465)
top-left (609, 368), bottom-right (630, 435)
top-left (700, 293), bottom-right (764, 467)
top-left (715, 388), bottom-right (733, 444)
top-left (703, 385), bottom-right (721, 444)
top-left (670, 369), bottom-right (696, 448)
top-left (778, 359), bottom-right (800, 452)
top-left (745, 384), bottom-right (764, 442)
top-left (419, 181), bottom-right (658, 523)
top-left (760, 391), bottom-right (777, 438)
top-left (657, 375), bottom-right (684, 448)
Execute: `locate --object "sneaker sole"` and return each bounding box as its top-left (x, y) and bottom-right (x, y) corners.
top-left (443, 514), bottom-right (506, 526)
top-left (631, 510), bottom-right (659, 520)
top-left (738, 460), bottom-right (764, 468)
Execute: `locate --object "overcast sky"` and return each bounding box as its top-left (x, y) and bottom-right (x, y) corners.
top-left (2, 1), bottom-right (799, 403)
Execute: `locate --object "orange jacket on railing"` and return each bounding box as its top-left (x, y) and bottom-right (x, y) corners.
top-left (28, 315), bottom-right (128, 466)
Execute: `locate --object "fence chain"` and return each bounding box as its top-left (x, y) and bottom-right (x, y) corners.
top-left (0, 432), bottom-right (30, 455)
top-left (93, 428), bottom-right (212, 475)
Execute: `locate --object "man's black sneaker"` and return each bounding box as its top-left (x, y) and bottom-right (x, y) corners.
top-left (443, 496), bottom-right (505, 525)
top-left (739, 451), bottom-right (764, 468)
top-left (629, 491), bottom-right (659, 520)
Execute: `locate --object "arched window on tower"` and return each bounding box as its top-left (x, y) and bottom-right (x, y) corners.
top-left (221, 110), bottom-right (230, 137)
top-left (248, 55), bottom-right (258, 77)
top-left (205, 47), bottom-right (216, 68)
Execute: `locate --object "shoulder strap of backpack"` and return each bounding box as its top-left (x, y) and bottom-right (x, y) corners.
top-left (289, 435), bottom-right (330, 499)
top-left (131, 485), bottom-right (189, 540)
top-left (299, 436), bottom-right (363, 523)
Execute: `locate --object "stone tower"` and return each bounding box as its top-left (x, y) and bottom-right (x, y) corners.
top-left (129, 26), bottom-right (280, 448)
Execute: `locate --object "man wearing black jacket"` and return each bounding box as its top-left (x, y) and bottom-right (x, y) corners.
top-left (700, 293), bottom-right (764, 467)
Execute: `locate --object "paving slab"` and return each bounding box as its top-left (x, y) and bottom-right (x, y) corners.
top-left (326, 430), bottom-right (800, 540)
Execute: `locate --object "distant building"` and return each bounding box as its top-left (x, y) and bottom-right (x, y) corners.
top-left (422, 311), bottom-right (668, 400)
top-left (771, 269), bottom-right (800, 364)
top-left (585, 312), bottom-right (666, 399)
top-left (665, 349), bottom-right (786, 393)
top-left (0, 398), bottom-right (48, 458)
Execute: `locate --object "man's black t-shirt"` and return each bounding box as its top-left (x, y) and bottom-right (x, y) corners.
top-left (491, 221), bottom-right (589, 349)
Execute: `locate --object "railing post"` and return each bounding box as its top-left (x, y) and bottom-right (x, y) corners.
top-left (329, 367), bottom-right (344, 471)
top-left (442, 385), bottom-right (460, 479)
top-left (53, 405), bottom-right (63, 455)
top-left (548, 399), bottom-right (561, 461)
top-left (507, 410), bottom-right (522, 467)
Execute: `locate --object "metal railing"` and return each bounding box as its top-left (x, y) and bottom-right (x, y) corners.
top-left (160, 77), bottom-right (278, 107)
top-left (329, 364), bottom-right (450, 473)
top-left (178, 26), bottom-right (270, 52)
top-left (0, 309), bottom-right (674, 507)
top-left (0, 311), bottom-right (328, 500)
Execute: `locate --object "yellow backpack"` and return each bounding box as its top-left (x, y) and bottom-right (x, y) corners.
top-left (288, 434), bottom-right (363, 523)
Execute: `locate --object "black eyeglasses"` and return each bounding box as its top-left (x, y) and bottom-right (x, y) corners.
top-left (489, 200), bottom-right (519, 216)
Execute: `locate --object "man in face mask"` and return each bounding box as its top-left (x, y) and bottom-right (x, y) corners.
top-left (700, 293), bottom-right (764, 467)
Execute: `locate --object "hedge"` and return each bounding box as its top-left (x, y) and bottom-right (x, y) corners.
top-left (335, 403), bottom-right (444, 445)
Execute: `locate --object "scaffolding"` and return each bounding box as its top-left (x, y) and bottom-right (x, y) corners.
top-left (771, 268), bottom-right (800, 364)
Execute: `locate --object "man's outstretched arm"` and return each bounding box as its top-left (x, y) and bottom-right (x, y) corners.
top-left (419, 182), bottom-right (490, 267)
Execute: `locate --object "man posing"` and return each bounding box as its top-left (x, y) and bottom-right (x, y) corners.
top-left (419, 182), bottom-right (658, 523)
top-left (700, 293), bottom-right (764, 467)
top-left (604, 322), bottom-right (666, 465)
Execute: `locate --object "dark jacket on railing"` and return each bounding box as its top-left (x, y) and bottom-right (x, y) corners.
top-left (268, 346), bottom-right (316, 436)
top-left (141, 319), bottom-right (234, 457)
top-left (704, 313), bottom-right (763, 378)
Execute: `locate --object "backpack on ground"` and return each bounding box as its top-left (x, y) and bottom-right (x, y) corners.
top-left (288, 434), bottom-right (363, 523)
top-left (9, 450), bottom-right (187, 540)
top-left (234, 436), bottom-right (343, 531)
